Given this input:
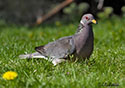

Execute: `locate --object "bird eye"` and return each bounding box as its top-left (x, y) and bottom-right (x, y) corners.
top-left (85, 16), bottom-right (89, 20)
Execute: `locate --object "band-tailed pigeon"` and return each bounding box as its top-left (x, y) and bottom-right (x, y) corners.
top-left (19, 13), bottom-right (97, 65)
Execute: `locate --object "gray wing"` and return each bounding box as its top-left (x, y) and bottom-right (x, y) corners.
top-left (35, 36), bottom-right (75, 59)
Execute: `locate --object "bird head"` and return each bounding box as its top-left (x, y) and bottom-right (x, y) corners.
top-left (80, 14), bottom-right (97, 25)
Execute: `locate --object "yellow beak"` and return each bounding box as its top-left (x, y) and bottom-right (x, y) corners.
top-left (92, 19), bottom-right (97, 24)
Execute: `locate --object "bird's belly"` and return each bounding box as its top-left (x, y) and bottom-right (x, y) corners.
top-left (78, 47), bottom-right (93, 59)
top-left (75, 40), bottom-right (93, 59)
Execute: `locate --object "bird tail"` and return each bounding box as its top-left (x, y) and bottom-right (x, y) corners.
top-left (19, 54), bottom-right (31, 59)
top-left (19, 52), bottom-right (48, 60)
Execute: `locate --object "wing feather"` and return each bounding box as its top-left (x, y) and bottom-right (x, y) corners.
top-left (35, 36), bottom-right (75, 59)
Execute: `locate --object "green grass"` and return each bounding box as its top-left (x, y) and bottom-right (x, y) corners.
top-left (0, 16), bottom-right (125, 88)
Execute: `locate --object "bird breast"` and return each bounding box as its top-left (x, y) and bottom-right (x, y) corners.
top-left (73, 26), bottom-right (94, 58)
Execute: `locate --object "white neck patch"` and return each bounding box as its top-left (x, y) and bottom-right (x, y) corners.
top-left (80, 20), bottom-right (84, 25)
top-left (78, 20), bottom-right (84, 33)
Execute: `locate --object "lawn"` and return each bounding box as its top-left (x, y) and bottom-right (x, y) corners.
top-left (0, 16), bottom-right (124, 88)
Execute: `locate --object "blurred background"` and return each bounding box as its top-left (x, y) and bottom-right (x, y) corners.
top-left (0, 0), bottom-right (125, 25)
top-left (0, 1), bottom-right (125, 87)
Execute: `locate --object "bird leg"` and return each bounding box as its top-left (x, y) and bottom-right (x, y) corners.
top-left (52, 59), bottom-right (66, 66)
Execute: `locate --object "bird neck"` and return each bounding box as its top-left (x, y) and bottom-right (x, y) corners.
top-left (76, 23), bottom-right (92, 33)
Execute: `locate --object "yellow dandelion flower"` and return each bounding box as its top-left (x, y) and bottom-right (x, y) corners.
top-left (2, 71), bottom-right (18, 80)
